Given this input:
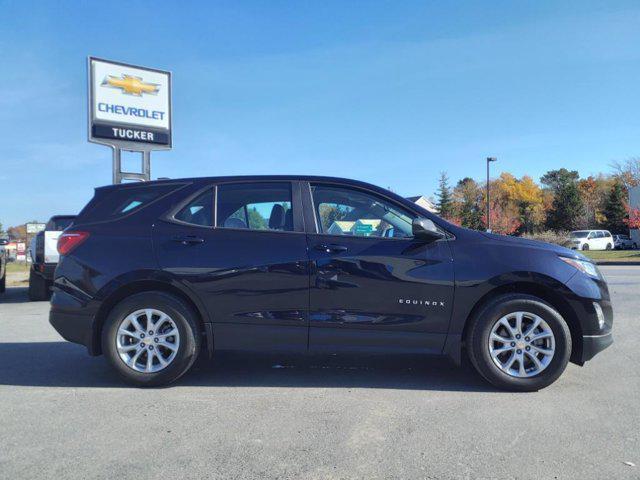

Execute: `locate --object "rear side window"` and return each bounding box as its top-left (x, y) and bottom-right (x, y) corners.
top-left (78, 183), bottom-right (181, 223)
top-left (45, 217), bottom-right (75, 231)
top-left (216, 183), bottom-right (294, 232)
top-left (174, 189), bottom-right (214, 226)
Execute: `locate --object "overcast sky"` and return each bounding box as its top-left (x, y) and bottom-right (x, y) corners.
top-left (1, 0), bottom-right (639, 227)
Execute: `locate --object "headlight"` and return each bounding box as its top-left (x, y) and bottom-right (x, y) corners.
top-left (559, 256), bottom-right (600, 278)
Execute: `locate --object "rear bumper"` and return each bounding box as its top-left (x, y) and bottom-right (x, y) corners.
top-left (49, 288), bottom-right (98, 355)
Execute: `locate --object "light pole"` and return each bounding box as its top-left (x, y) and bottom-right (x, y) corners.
top-left (486, 157), bottom-right (497, 232)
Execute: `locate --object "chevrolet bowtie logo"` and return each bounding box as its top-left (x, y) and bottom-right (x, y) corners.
top-left (101, 74), bottom-right (160, 96)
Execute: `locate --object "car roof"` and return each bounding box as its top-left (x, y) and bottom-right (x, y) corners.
top-left (94, 175), bottom-right (403, 199)
top-left (99, 175), bottom-right (380, 187)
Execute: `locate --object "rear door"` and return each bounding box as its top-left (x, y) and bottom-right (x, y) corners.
top-left (153, 181), bottom-right (310, 352)
top-left (303, 182), bottom-right (454, 354)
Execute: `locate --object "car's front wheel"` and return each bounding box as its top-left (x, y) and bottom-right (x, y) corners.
top-left (467, 294), bottom-right (571, 391)
top-left (581, 243), bottom-right (589, 251)
top-left (102, 291), bottom-right (201, 387)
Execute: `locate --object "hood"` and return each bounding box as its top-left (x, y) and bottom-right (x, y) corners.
top-left (479, 231), bottom-right (588, 261)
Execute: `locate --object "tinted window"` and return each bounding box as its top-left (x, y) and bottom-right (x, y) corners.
top-left (604, 231), bottom-right (612, 237)
top-left (46, 216), bottom-right (75, 231)
top-left (175, 189), bottom-right (213, 226)
top-left (570, 231), bottom-right (589, 238)
top-left (216, 183), bottom-right (294, 232)
top-left (311, 184), bottom-right (414, 238)
top-left (78, 183), bottom-right (181, 222)
top-left (596, 231), bottom-right (604, 238)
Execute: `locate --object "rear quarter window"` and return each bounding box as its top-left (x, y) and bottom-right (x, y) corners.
top-left (78, 183), bottom-right (183, 223)
top-left (45, 217), bottom-right (75, 231)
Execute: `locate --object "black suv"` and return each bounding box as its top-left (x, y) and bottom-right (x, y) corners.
top-left (50, 176), bottom-right (613, 390)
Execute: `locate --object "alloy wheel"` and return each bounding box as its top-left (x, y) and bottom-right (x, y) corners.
top-left (116, 308), bottom-right (180, 373)
top-left (488, 311), bottom-right (555, 378)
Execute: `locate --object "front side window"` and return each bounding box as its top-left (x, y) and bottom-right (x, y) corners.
top-left (311, 184), bottom-right (414, 238)
top-left (174, 189), bottom-right (214, 226)
top-left (216, 183), bottom-right (294, 232)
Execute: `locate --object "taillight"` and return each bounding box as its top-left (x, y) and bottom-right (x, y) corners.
top-left (57, 231), bottom-right (90, 256)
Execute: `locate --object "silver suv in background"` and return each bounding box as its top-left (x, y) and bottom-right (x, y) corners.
top-left (613, 234), bottom-right (637, 250)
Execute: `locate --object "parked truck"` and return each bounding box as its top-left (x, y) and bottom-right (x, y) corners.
top-left (28, 215), bottom-right (75, 300)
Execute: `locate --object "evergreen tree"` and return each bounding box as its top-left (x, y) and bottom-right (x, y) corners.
top-left (540, 168), bottom-right (580, 192)
top-left (602, 182), bottom-right (627, 233)
top-left (436, 172), bottom-right (454, 219)
top-left (545, 178), bottom-right (584, 231)
top-left (455, 178), bottom-right (484, 230)
top-left (247, 207), bottom-right (268, 230)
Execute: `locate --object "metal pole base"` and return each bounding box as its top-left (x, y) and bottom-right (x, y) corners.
top-left (112, 147), bottom-right (151, 183)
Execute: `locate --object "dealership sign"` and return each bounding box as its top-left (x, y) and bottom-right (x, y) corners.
top-left (88, 57), bottom-right (172, 149)
top-left (26, 223), bottom-right (46, 234)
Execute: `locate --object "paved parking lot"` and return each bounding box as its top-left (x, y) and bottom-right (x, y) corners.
top-left (0, 266), bottom-right (638, 479)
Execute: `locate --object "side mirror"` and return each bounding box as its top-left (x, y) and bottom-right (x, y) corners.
top-left (412, 218), bottom-right (445, 242)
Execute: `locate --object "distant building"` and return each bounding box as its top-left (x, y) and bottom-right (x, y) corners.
top-left (406, 195), bottom-right (437, 213)
top-left (630, 185), bottom-right (640, 245)
top-left (327, 221), bottom-right (356, 235)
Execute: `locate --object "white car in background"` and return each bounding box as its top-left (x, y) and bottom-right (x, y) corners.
top-left (569, 230), bottom-right (614, 251)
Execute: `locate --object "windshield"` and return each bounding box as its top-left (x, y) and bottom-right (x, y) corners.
top-left (570, 231), bottom-right (589, 238)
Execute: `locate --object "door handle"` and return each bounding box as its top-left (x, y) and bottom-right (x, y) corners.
top-left (172, 235), bottom-right (205, 245)
top-left (314, 243), bottom-right (348, 253)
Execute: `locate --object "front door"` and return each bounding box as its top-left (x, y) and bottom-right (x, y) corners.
top-left (304, 182), bottom-right (455, 354)
top-left (153, 181), bottom-right (310, 352)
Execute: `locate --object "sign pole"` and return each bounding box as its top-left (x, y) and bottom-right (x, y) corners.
top-left (111, 146), bottom-right (121, 184)
top-left (88, 57), bottom-right (171, 184)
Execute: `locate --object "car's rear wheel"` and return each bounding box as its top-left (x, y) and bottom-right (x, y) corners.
top-left (0, 270), bottom-right (5, 293)
top-left (28, 270), bottom-right (50, 301)
top-left (467, 294), bottom-right (571, 391)
top-left (582, 244), bottom-right (589, 251)
top-left (606, 243), bottom-right (612, 250)
top-left (102, 291), bottom-right (201, 387)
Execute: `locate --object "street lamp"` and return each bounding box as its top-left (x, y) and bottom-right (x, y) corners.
top-left (486, 157), bottom-right (497, 232)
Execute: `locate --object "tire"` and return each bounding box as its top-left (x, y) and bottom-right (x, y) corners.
top-left (102, 291), bottom-right (201, 387)
top-left (0, 271), bottom-right (5, 293)
top-left (28, 270), bottom-right (50, 301)
top-left (581, 243), bottom-right (589, 251)
top-left (634, 243), bottom-right (638, 250)
top-left (606, 243), bottom-right (612, 250)
top-left (466, 294), bottom-right (571, 392)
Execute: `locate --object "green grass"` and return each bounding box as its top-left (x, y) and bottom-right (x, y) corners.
top-left (5, 262), bottom-right (30, 274)
top-left (581, 250), bottom-right (640, 262)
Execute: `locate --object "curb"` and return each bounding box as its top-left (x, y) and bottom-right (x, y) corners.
top-left (595, 261), bottom-right (640, 266)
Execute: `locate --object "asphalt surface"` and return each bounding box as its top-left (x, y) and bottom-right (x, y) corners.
top-left (0, 266), bottom-right (638, 479)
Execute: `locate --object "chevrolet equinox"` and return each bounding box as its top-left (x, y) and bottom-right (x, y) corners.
top-left (49, 176), bottom-right (613, 390)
